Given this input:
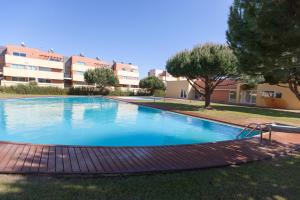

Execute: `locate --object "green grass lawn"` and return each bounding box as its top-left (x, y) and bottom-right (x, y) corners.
top-left (144, 99), bottom-right (300, 126)
top-left (0, 154), bottom-right (298, 200)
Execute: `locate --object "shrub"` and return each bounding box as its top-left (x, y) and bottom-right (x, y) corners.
top-left (153, 89), bottom-right (165, 97)
top-left (108, 88), bottom-right (134, 96)
top-left (67, 87), bottom-right (109, 96)
top-left (136, 89), bottom-right (150, 96)
top-left (0, 84), bottom-right (67, 95)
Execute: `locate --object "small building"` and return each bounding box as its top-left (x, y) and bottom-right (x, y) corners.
top-left (112, 62), bottom-right (140, 91)
top-left (165, 79), bottom-right (300, 110)
top-left (0, 44), bottom-right (65, 88)
top-left (256, 84), bottom-right (300, 110)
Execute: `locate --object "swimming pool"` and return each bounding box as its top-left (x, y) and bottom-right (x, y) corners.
top-left (0, 97), bottom-right (253, 146)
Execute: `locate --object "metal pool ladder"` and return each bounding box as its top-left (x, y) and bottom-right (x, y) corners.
top-left (236, 123), bottom-right (272, 142)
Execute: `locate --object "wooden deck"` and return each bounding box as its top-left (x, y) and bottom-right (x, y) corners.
top-left (0, 136), bottom-right (298, 175)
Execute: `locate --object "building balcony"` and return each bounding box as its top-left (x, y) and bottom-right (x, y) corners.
top-left (5, 55), bottom-right (64, 69)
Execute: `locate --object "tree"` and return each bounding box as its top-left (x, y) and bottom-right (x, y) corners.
top-left (84, 68), bottom-right (118, 90)
top-left (139, 76), bottom-right (165, 95)
top-left (227, 0), bottom-right (300, 100)
top-left (166, 43), bottom-right (238, 108)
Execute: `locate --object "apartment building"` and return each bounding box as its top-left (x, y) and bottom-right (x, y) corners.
top-left (112, 62), bottom-right (139, 90)
top-left (148, 69), bottom-right (178, 82)
top-left (0, 44), bottom-right (64, 88)
top-left (64, 55), bottom-right (111, 87)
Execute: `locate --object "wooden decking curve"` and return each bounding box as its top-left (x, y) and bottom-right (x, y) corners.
top-left (0, 137), bottom-right (298, 175)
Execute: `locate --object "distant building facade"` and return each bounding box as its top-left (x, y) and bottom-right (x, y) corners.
top-left (0, 44), bottom-right (141, 90)
top-left (165, 79), bottom-right (300, 110)
top-left (64, 55), bottom-right (111, 88)
top-left (113, 62), bottom-right (140, 91)
top-left (148, 68), bottom-right (178, 82)
top-left (0, 44), bottom-right (64, 88)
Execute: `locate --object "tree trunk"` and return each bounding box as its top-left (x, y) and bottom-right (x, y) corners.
top-left (204, 81), bottom-right (212, 108)
top-left (288, 79), bottom-right (300, 101)
top-left (204, 93), bottom-right (211, 108)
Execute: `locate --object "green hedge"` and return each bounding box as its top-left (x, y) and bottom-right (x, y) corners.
top-left (0, 84), bottom-right (165, 97)
top-left (153, 89), bottom-right (166, 97)
top-left (108, 88), bottom-right (134, 96)
top-left (67, 87), bottom-right (109, 95)
top-left (0, 84), bottom-right (67, 95)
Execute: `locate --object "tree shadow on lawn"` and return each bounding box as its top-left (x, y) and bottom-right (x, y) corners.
top-left (0, 153), bottom-right (299, 200)
top-left (151, 102), bottom-right (300, 119)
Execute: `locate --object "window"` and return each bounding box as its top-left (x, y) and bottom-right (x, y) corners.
top-left (75, 71), bottom-right (85, 76)
top-left (38, 78), bottom-right (51, 83)
top-left (180, 89), bottom-right (187, 98)
top-left (48, 57), bottom-right (61, 62)
top-left (29, 77), bottom-right (36, 82)
top-left (12, 52), bottom-right (26, 57)
top-left (11, 64), bottom-right (26, 69)
top-left (229, 91), bottom-right (237, 103)
top-left (262, 91), bottom-right (282, 99)
top-left (28, 65), bottom-right (38, 71)
top-left (240, 91), bottom-right (256, 104)
top-left (12, 77), bottom-right (26, 82)
top-left (39, 67), bottom-right (51, 71)
top-left (77, 61), bottom-right (86, 65)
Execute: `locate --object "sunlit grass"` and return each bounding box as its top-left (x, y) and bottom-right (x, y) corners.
top-left (141, 99), bottom-right (300, 126)
top-left (0, 154), bottom-right (298, 200)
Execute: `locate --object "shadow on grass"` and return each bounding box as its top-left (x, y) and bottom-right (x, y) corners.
top-left (0, 153), bottom-right (299, 200)
top-left (149, 102), bottom-right (300, 118)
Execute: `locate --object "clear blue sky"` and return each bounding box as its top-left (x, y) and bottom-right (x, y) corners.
top-left (0, 0), bottom-right (233, 78)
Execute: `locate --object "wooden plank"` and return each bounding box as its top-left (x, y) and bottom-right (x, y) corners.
top-left (30, 146), bottom-right (43, 172)
top-left (111, 148), bottom-right (134, 172)
top-left (0, 144), bottom-right (18, 171)
top-left (80, 147), bottom-right (96, 173)
top-left (47, 146), bottom-right (56, 173)
top-left (68, 147), bottom-right (80, 173)
top-left (0, 144), bottom-right (13, 170)
top-left (22, 145), bottom-right (37, 172)
top-left (55, 146), bottom-right (64, 173)
top-left (39, 146), bottom-right (50, 173)
top-left (13, 145), bottom-right (30, 172)
top-left (74, 147), bottom-right (88, 173)
top-left (92, 148), bottom-right (113, 173)
top-left (62, 147), bottom-right (72, 173)
top-left (126, 148), bottom-right (158, 170)
top-left (96, 147), bottom-right (120, 173)
top-left (99, 148), bottom-right (124, 172)
top-left (86, 148), bottom-right (104, 172)
top-left (4, 145), bottom-right (25, 172)
top-left (137, 148), bottom-right (172, 170)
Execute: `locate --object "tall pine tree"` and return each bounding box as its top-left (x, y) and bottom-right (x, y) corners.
top-left (227, 0), bottom-right (300, 100)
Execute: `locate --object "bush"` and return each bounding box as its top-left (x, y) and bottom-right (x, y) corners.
top-left (153, 89), bottom-right (165, 97)
top-left (136, 89), bottom-right (150, 96)
top-left (68, 87), bottom-right (110, 96)
top-left (108, 88), bottom-right (134, 96)
top-left (0, 84), bottom-right (67, 95)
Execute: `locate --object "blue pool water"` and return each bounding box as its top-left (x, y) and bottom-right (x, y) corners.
top-left (0, 97), bottom-right (248, 146)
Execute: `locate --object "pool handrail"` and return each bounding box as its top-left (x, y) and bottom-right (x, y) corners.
top-left (237, 123), bottom-right (272, 142)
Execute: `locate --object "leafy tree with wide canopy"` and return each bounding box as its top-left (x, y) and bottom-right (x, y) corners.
top-left (139, 76), bottom-right (165, 95)
top-left (84, 68), bottom-right (118, 90)
top-left (166, 43), bottom-right (238, 108)
top-left (227, 0), bottom-right (300, 100)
